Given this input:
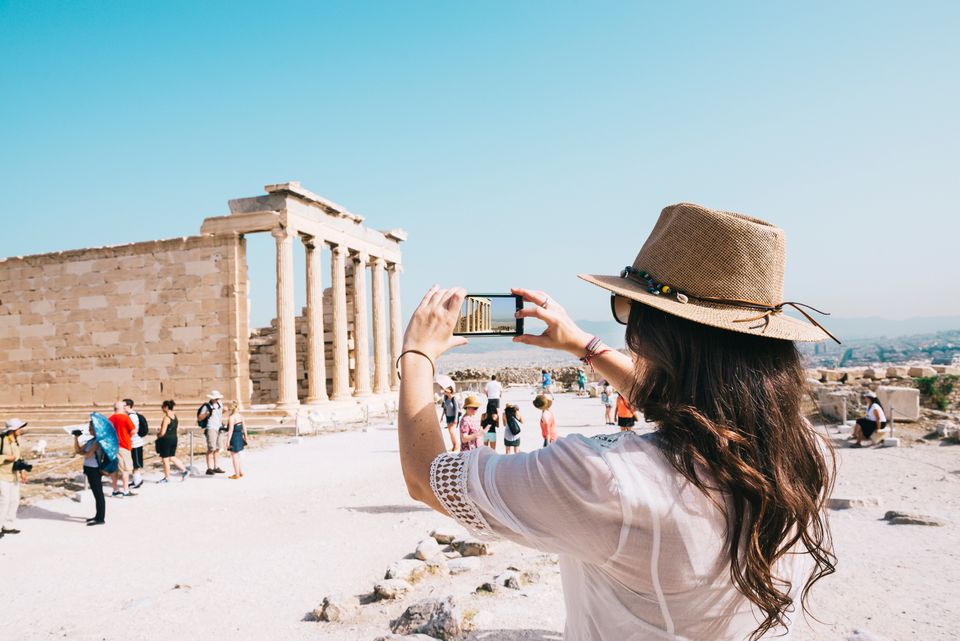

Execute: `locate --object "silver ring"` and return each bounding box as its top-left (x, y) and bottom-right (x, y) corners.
top-left (541, 296), bottom-right (550, 309)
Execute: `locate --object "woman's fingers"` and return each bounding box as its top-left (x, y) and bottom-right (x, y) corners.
top-left (512, 333), bottom-right (551, 348)
top-left (511, 287), bottom-right (549, 307)
top-left (440, 288), bottom-right (466, 311)
top-left (516, 306), bottom-right (551, 322)
top-left (425, 285), bottom-right (446, 308)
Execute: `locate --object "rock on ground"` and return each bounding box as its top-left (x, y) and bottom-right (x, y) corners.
top-left (374, 578), bottom-right (412, 600)
top-left (883, 511), bottom-right (944, 526)
top-left (414, 537), bottom-right (442, 561)
top-left (315, 594), bottom-right (357, 623)
top-left (389, 596), bottom-right (466, 640)
top-left (430, 527), bottom-right (464, 545)
top-left (385, 559), bottom-right (428, 582)
top-left (456, 539), bottom-right (490, 557)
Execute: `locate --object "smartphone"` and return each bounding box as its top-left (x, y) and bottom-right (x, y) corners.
top-left (453, 293), bottom-right (524, 337)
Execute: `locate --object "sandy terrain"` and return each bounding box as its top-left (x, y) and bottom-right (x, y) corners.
top-left (1, 388), bottom-right (957, 641)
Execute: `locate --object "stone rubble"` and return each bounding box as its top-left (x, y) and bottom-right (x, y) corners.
top-left (389, 596), bottom-right (467, 640)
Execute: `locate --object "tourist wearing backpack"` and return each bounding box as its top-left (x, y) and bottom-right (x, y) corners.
top-left (503, 403), bottom-right (523, 454)
top-left (123, 398), bottom-right (148, 488)
top-left (197, 390), bottom-right (226, 475)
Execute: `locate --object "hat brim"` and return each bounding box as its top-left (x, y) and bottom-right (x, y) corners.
top-left (578, 273), bottom-right (832, 343)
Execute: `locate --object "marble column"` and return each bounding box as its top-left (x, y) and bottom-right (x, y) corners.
top-left (352, 252), bottom-right (372, 396)
top-left (371, 257), bottom-right (390, 394)
top-left (330, 244), bottom-right (351, 400)
top-left (272, 226), bottom-right (299, 408)
top-left (303, 236), bottom-right (328, 403)
top-left (388, 263), bottom-right (403, 390)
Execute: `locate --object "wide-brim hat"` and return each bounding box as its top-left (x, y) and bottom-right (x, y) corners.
top-left (463, 395), bottom-right (481, 409)
top-left (208, 390), bottom-right (224, 400)
top-left (533, 395), bottom-right (553, 410)
top-left (4, 418), bottom-right (27, 431)
top-left (863, 391), bottom-right (878, 399)
top-left (579, 203), bottom-right (839, 343)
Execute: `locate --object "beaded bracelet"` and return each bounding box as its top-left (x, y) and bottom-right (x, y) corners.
top-left (580, 336), bottom-right (612, 370)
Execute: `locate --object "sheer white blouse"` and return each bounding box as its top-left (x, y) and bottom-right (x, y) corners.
top-left (430, 431), bottom-right (811, 641)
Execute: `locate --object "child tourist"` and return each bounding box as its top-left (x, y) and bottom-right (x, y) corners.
top-left (600, 380), bottom-right (615, 425)
top-left (534, 394), bottom-right (556, 447)
top-left (458, 396), bottom-right (481, 451)
top-left (481, 409), bottom-right (499, 450)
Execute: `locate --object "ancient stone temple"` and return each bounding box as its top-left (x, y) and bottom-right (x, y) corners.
top-left (0, 182), bottom-right (404, 429)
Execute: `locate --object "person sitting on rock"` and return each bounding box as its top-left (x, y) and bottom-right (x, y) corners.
top-left (851, 391), bottom-right (886, 447)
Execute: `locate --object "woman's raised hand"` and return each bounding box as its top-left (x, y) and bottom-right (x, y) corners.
top-left (402, 286), bottom-right (469, 362)
top-left (511, 288), bottom-right (593, 356)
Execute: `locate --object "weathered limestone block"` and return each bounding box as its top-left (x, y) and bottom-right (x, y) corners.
top-left (885, 366), bottom-right (909, 378)
top-left (819, 369), bottom-right (844, 382)
top-left (863, 368), bottom-right (884, 380)
top-left (933, 365), bottom-right (960, 375)
top-left (908, 366), bottom-right (936, 378)
top-left (876, 386), bottom-right (920, 422)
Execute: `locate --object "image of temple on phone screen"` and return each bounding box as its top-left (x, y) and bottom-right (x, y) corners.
top-left (456, 296), bottom-right (518, 334)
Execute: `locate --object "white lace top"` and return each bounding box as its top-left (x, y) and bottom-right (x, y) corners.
top-left (430, 431), bottom-right (812, 641)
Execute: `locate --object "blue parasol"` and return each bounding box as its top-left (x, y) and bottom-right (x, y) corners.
top-left (90, 412), bottom-right (119, 473)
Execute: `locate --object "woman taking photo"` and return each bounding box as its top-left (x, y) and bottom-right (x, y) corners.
top-left (156, 400), bottom-right (189, 483)
top-left (398, 203), bottom-right (838, 640)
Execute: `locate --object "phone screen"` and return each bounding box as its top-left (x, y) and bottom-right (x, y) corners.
top-left (453, 294), bottom-right (523, 337)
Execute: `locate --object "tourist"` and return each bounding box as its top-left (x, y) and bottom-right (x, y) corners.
top-left (540, 369), bottom-right (552, 396)
top-left (600, 380), bottom-right (615, 425)
top-left (457, 396), bottom-right (481, 451)
top-left (0, 419), bottom-right (28, 536)
top-left (197, 390), bottom-right (226, 475)
top-left (576, 368), bottom-right (587, 396)
top-left (615, 392), bottom-right (640, 432)
top-left (534, 394), bottom-right (557, 447)
top-left (481, 409), bottom-right (499, 450)
top-left (156, 400), bottom-right (188, 483)
top-left (484, 374), bottom-right (503, 417)
top-left (439, 387), bottom-right (461, 452)
top-left (225, 401), bottom-right (248, 479)
top-left (398, 203), bottom-right (839, 640)
top-left (503, 404), bottom-right (523, 454)
top-left (108, 401), bottom-right (137, 497)
top-left (122, 398), bottom-right (146, 489)
top-left (851, 391), bottom-right (887, 448)
top-left (73, 422), bottom-right (105, 526)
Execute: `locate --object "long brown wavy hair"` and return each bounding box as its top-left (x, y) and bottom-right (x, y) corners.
top-left (625, 303), bottom-right (836, 640)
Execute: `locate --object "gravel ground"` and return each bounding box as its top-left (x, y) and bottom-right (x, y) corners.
top-left (1, 388), bottom-right (957, 641)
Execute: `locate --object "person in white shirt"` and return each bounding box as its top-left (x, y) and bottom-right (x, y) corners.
top-left (484, 375), bottom-right (503, 420)
top-left (123, 399), bottom-right (145, 488)
top-left (852, 391), bottom-right (887, 447)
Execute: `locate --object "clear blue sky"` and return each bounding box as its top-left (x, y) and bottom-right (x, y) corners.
top-left (2, 1), bottom-right (958, 330)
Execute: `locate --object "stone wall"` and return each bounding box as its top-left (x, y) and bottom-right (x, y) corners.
top-left (0, 234), bottom-right (249, 409)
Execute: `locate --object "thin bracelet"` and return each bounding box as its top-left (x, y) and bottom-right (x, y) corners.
top-left (396, 350), bottom-right (436, 380)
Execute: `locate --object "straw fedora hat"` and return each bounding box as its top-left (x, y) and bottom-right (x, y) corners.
top-left (579, 203), bottom-right (839, 343)
top-left (463, 395), bottom-right (481, 409)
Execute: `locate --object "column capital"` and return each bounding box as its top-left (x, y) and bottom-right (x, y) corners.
top-left (352, 250), bottom-right (370, 265)
top-left (331, 243), bottom-right (348, 256)
top-left (300, 233), bottom-right (323, 251)
top-left (271, 225), bottom-right (295, 241)
top-left (387, 262), bottom-right (403, 274)
top-left (371, 255), bottom-right (386, 268)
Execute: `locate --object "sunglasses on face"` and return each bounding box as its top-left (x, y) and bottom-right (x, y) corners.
top-left (610, 294), bottom-right (632, 325)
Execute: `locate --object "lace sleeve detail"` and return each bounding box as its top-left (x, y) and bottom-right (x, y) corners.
top-left (430, 451), bottom-right (494, 538)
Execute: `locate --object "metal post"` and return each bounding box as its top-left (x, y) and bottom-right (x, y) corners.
top-left (889, 406), bottom-right (895, 437)
top-left (189, 431), bottom-right (195, 472)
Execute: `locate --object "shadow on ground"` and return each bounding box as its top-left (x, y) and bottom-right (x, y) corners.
top-left (21, 505), bottom-right (86, 523)
top-left (343, 504), bottom-right (433, 514)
